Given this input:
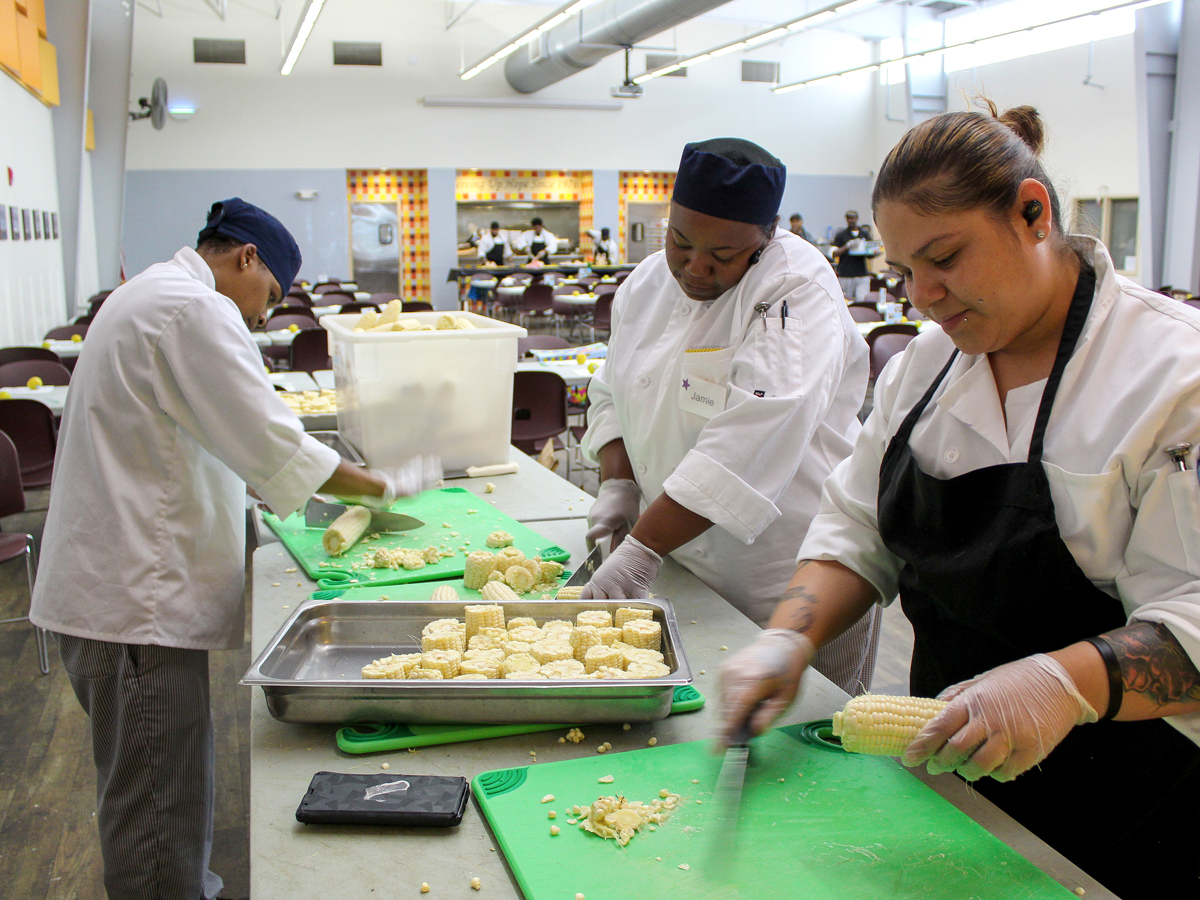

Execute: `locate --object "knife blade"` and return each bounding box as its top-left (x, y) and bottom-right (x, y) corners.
top-left (303, 498), bottom-right (424, 533)
top-left (714, 720), bottom-right (753, 844)
top-left (562, 545), bottom-right (603, 589)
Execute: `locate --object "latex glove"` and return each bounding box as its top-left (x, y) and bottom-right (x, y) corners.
top-left (717, 629), bottom-right (815, 748)
top-left (585, 478), bottom-right (641, 555)
top-left (351, 456), bottom-right (442, 508)
top-left (580, 535), bottom-right (662, 600)
top-left (903, 653), bottom-right (1099, 783)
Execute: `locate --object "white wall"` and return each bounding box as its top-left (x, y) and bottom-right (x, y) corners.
top-left (0, 76), bottom-right (69, 345)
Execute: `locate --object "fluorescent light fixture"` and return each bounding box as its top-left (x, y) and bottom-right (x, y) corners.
top-left (773, 0), bottom-right (1171, 94)
top-left (633, 0), bottom-right (885, 84)
top-left (280, 0), bottom-right (326, 75)
top-left (421, 95), bottom-right (623, 110)
top-left (460, 0), bottom-right (604, 80)
top-left (167, 105), bottom-right (196, 120)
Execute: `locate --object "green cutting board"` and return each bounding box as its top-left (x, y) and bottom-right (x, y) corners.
top-left (473, 722), bottom-right (1078, 900)
top-left (335, 685), bottom-right (705, 753)
top-left (308, 579), bottom-right (571, 605)
top-left (263, 487), bottom-right (568, 590)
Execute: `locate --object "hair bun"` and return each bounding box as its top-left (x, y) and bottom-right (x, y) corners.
top-left (998, 105), bottom-right (1044, 155)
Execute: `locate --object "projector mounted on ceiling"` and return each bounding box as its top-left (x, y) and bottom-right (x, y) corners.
top-left (611, 48), bottom-right (643, 99)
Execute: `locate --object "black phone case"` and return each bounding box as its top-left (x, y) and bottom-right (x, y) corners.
top-left (296, 772), bottom-right (470, 826)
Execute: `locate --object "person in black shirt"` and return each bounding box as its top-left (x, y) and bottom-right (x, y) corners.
top-left (831, 209), bottom-right (878, 300)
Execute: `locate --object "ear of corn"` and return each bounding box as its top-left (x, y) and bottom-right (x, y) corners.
top-left (508, 625), bottom-right (543, 644)
top-left (420, 650), bottom-right (462, 678)
top-left (507, 617), bottom-right (537, 631)
top-left (465, 604), bottom-right (505, 638)
top-left (626, 661), bottom-right (672, 679)
top-left (530, 640), bottom-right (574, 665)
top-left (499, 653), bottom-right (540, 677)
top-left (421, 630), bottom-right (465, 653)
top-left (583, 644), bottom-right (624, 673)
top-left (831, 694), bottom-right (948, 756)
top-left (504, 564), bottom-right (537, 593)
top-left (622, 648), bottom-right (664, 668)
top-left (464, 552), bottom-right (497, 589)
top-left (555, 586), bottom-right (583, 600)
top-left (621, 620), bottom-right (661, 651)
top-left (355, 309), bottom-right (379, 331)
top-left (569, 626), bottom-right (603, 662)
top-left (596, 626), bottom-right (623, 646)
top-left (540, 659), bottom-right (586, 679)
top-left (501, 640), bottom-right (533, 658)
top-left (429, 585), bottom-right (459, 604)
top-left (422, 617), bottom-right (461, 636)
top-left (407, 667), bottom-right (445, 679)
top-left (480, 581), bottom-right (520, 603)
top-left (577, 610), bottom-right (613, 629)
top-left (459, 658), bottom-right (501, 679)
top-left (377, 299), bottom-right (404, 327)
top-left (615, 607), bottom-right (654, 628)
top-left (321, 505), bottom-right (372, 556)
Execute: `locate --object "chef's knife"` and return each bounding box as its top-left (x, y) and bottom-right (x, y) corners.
top-left (714, 719), bottom-right (753, 845)
top-left (303, 498), bottom-right (424, 533)
top-left (562, 545), bottom-right (603, 589)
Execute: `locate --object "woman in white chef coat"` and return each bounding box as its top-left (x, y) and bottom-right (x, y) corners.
top-left (720, 106), bottom-right (1200, 899)
top-left (30, 198), bottom-right (438, 900)
top-left (581, 138), bottom-right (878, 694)
top-left (518, 217), bottom-right (559, 261)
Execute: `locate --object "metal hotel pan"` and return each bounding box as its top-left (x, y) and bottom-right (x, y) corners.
top-left (242, 598), bottom-right (693, 725)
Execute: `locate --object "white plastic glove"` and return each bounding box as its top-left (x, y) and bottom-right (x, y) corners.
top-left (902, 653), bottom-right (1099, 783)
top-left (352, 456), bottom-right (442, 508)
top-left (717, 629), bottom-right (815, 748)
top-left (585, 478), bottom-right (641, 555)
top-left (580, 535), bottom-right (662, 600)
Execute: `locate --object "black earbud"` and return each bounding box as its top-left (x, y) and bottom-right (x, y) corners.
top-left (1023, 199), bottom-right (1044, 225)
top-left (749, 247), bottom-right (764, 265)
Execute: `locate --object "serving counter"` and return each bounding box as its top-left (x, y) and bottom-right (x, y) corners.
top-left (246, 452), bottom-right (1117, 899)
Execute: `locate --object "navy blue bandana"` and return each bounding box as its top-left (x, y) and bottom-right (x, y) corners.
top-left (198, 198), bottom-right (302, 293)
top-left (671, 138), bottom-right (786, 226)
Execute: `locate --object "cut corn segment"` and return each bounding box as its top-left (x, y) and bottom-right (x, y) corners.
top-left (459, 658), bottom-right (501, 678)
top-left (831, 694), bottom-right (948, 756)
top-left (569, 625), bottom-right (603, 661)
top-left (621, 620), bottom-right (662, 651)
top-left (422, 618), bottom-right (462, 636)
top-left (463, 552), bottom-right (497, 590)
top-left (499, 653), bottom-right (540, 677)
top-left (481, 581), bottom-right (520, 603)
top-left (507, 617), bottom-right (537, 631)
top-left (615, 607), bottom-right (654, 628)
top-left (321, 506), bottom-right (371, 557)
top-left (627, 661), bottom-right (672, 679)
top-left (465, 604), bottom-right (505, 638)
top-left (420, 650), bottom-right (463, 678)
top-left (407, 668), bottom-right (445, 679)
top-left (355, 309), bottom-right (379, 331)
top-left (555, 586), bottom-right (584, 600)
top-left (508, 625), bottom-right (544, 644)
top-left (576, 610), bottom-right (613, 629)
top-left (530, 640), bottom-right (574, 665)
top-left (429, 585), bottom-right (459, 604)
top-left (421, 630), bottom-right (466, 653)
top-left (501, 640), bottom-right (533, 658)
top-left (595, 626), bottom-right (623, 646)
top-left (486, 531), bottom-right (515, 548)
top-left (540, 659), bottom-right (586, 679)
top-left (622, 648), bottom-right (664, 668)
top-left (583, 644), bottom-right (625, 673)
top-left (504, 564), bottom-right (537, 593)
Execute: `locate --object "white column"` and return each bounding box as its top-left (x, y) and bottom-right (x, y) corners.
top-left (1162, 0), bottom-right (1200, 291)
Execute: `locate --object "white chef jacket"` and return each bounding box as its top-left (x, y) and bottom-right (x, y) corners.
top-left (582, 230), bottom-right (868, 624)
top-left (29, 247), bottom-right (341, 650)
top-left (476, 232), bottom-right (513, 261)
top-left (518, 229), bottom-right (558, 256)
top-left (800, 239), bottom-right (1200, 744)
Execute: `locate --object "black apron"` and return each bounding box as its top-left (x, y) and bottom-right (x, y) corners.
top-left (877, 264), bottom-right (1200, 899)
top-left (528, 239), bottom-right (547, 258)
top-left (484, 241), bottom-right (506, 265)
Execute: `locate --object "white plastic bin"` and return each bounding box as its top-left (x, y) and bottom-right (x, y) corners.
top-left (321, 311), bottom-right (527, 471)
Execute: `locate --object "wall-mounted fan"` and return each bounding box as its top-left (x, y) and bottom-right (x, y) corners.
top-left (129, 77), bottom-right (169, 130)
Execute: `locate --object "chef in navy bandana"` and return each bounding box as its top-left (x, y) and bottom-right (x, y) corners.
top-left (579, 137), bottom-right (876, 696)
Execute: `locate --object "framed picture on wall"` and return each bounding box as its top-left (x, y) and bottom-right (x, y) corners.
top-left (0, 205), bottom-right (6, 240)
top-left (43, 211), bottom-right (50, 239)
top-left (32, 210), bottom-right (41, 239)
top-left (22, 209), bottom-right (31, 240)
top-left (9, 206), bottom-right (19, 239)
top-left (51, 212), bottom-right (58, 239)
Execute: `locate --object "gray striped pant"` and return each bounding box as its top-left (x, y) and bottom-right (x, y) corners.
top-left (56, 633), bottom-right (223, 900)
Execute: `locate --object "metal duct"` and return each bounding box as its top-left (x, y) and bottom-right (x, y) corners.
top-left (505, 0), bottom-right (732, 94)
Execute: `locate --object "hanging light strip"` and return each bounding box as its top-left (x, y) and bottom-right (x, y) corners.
top-left (632, 0), bottom-right (883, 85)
top-left (460, 0), bottom-right (603, 80)
top-left (773, 0), bottom-right (1170, 93)
top-left (280, 0), bottom-right (327, 76)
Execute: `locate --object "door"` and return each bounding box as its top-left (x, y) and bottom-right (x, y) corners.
top-left (626, 202), bottom-right (669, 264)
top-left (351, 202), bottom-right (400, 295)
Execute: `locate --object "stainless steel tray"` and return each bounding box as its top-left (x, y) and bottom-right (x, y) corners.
top-left (242, 598), bottom-right (693, 725)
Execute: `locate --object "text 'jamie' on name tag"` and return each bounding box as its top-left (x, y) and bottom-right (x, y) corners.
top-left (678, 374), bottom-right (728, 419)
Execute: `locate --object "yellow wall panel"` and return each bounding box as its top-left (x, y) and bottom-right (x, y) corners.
top-left (37, 36), bottom-right (55, 104)
top-left (0, 0), bottom-right (20, 77)
top-left (86, 108), bottom-right (95, 150)
top-left (23, 0), bottom-right (41, 37)
top-left (15, 9), bottom-right (39, 92)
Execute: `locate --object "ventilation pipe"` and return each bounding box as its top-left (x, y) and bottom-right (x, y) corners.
top-left (505, 0), bottom-right (732, 94)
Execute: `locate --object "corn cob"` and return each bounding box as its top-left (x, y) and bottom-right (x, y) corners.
top-left (354, 309), bottom-right (379, 331)
top-left (504, 564), bottom-right (536, 593)
top-left (459, 658), bottom-right (502, 679)
top-left (626, 661), bottom-right (672, 679)
top-left (407, 667), bottom-right (444, 679)
top-left (500, 653), bottom-right (540, 677)
top-left (501, 640), bottom-right (533, 658)
top-left (539, 560), bottom-right (565, 582)
top-left (422, 618), bottom-right (462, 636)
top-left (462, 648), bottom-right (505, 663)
top-left (569, 625), bottom-right (603, 662)
top-left (555, 586), bottom-right (584, 600)
top-left (377, 299), bottom-right (404, 327)
top-left (322, 505), bottom-right (372, 556)
top-left (621, 620), bottom-right (661, 651)
top-left (474, 626), bottom-right (509, 641)
top-left (429, 585), bottom-right (458, 604)
top-left (589, 666), bottom-right (631, 680)
top-left (831, 694), bottom-right (948, 756)
top-left (436, 314), bottom-right (459, 330)
top-left (463, 552), bottom-right (497, 589)
top-left (508, 625), bottom-right (543, 644)
top-left (542, 619), bottom-right (573, 634)
top-left (421, 630), bottom-right (465, 653)
top-left (615, 607), bottom-right (654, 628)
top-left (622, 648), bottom-right (664, 669)
top-left (361, 652), bottom-right (422, 679)
top-left (583, 643), bottom-right (625, 673)
top-left (486, 570), bottom-right (504, 583)
top-left (540, 659), bottom-right (586, 679)
top-left (486, 531), bottom-right (515, 548)
top-left (507, 670), bottom-right (548, 679)
top-left (577, 610), bottom-right (613, 629)
top-left (507, 617), bottom-right (537, 631)
top-left (454, 673), bottom-right (488, 680)
top-left (480, 581), bottom-right (520, 603)
top-left (595, 626), bottom-right (623, 646)
top-left (530, 640), bottom-right (574, 665)
top-left (465, 604), bottom-right (505, 638)
top-left (420, 650), bottom-right (462, 678)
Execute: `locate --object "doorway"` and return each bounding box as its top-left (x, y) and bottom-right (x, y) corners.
top-left (351, 202), bottom-right (400, 295)
top-left (626, 202), bottom-right (669, 264)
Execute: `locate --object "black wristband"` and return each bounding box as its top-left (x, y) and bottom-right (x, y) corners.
top-left (1084, 636), bottom-right (1123, 721)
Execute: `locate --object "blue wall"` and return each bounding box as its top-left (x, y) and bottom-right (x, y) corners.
top-left (780, 174), bottom-right (875, 241)
top-left (592, 169), bottom-right (620, 239)
top-left (427, 168), bottom-right (459, 310)
top-left (122, 169), bottom-right (350, 283)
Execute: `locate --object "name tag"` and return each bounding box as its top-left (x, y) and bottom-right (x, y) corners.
top-left (678, 374), bottom-right (727, 419)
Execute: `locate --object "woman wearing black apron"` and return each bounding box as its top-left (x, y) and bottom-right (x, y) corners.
top-left (720, 103), bottom-right (1200, 899)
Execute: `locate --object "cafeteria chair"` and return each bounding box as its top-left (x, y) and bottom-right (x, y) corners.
top-left (44, 324), bottom-right (88, 341)
top-left (615, 271), bottom-right (631, 285)
top-left (848, 304), bottom-right (883, 323)
top-left (591, 293), bottom-right (614, 340)
top-left (0, 431), bottom-right (49, 675)
top-left (286, 290), bottom-right (314, 306)
top-left (902, 301), bottom-right (926, 321)
top-left (517, 335), bottom-right (570, 359)
top-left (517, 283), bottom-right (555, 329)
top-left (0, 347), bottom-right (62, 366)
top-left (73, 314), bottom-right (94, 326)
top-left (263, 313), bottom-right (320, 332)
top-left (87, 290), bottom-right (112, 317)
top-left (313, 290), bottom-right (356, 307)
top-left (0, 399), bottom-right (58, 488)
top-left (269, 304), bottom-right (317, 323)
top-left (312, 281), bottom-right (343, 293)
top-left (338, 301), bottom-right (381, 315)
top-left (511, 370), bottom-right (569, 473)
top-left (576, 276), bottom-right (600, 290)
top-left (289, 328), bottom-right (332, 374)
top-left (403, 301), bottom-right (434, 313)
top-left (370, 292), bottom-right (401, 306)
top-left (1185, 298), bottom-right (1200, 312)
top-left (0, 360), bottom-right (71, 387)
top-left (552, 296), bottom-right (590, 341)
top-left (866, 324), bottom-right (919, 381)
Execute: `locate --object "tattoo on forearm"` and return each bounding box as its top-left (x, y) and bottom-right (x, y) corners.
top-left (1102, 622), bottom-right (1200, 708)
top-left (779, 584), bottom-right (818, 634)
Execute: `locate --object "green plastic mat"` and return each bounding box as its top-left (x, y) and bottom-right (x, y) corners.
top-left (263, 487), bottom-right (569, 590)
top-left (335, 685), bottom-right (705, 753)
top-left (473, 722), bottom-right (1079, 900)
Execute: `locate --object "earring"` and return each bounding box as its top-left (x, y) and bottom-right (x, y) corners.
top-left (241, 262), bottom-right (248, 269)
top-left (1036, 230), bottom-right (1046, 240)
